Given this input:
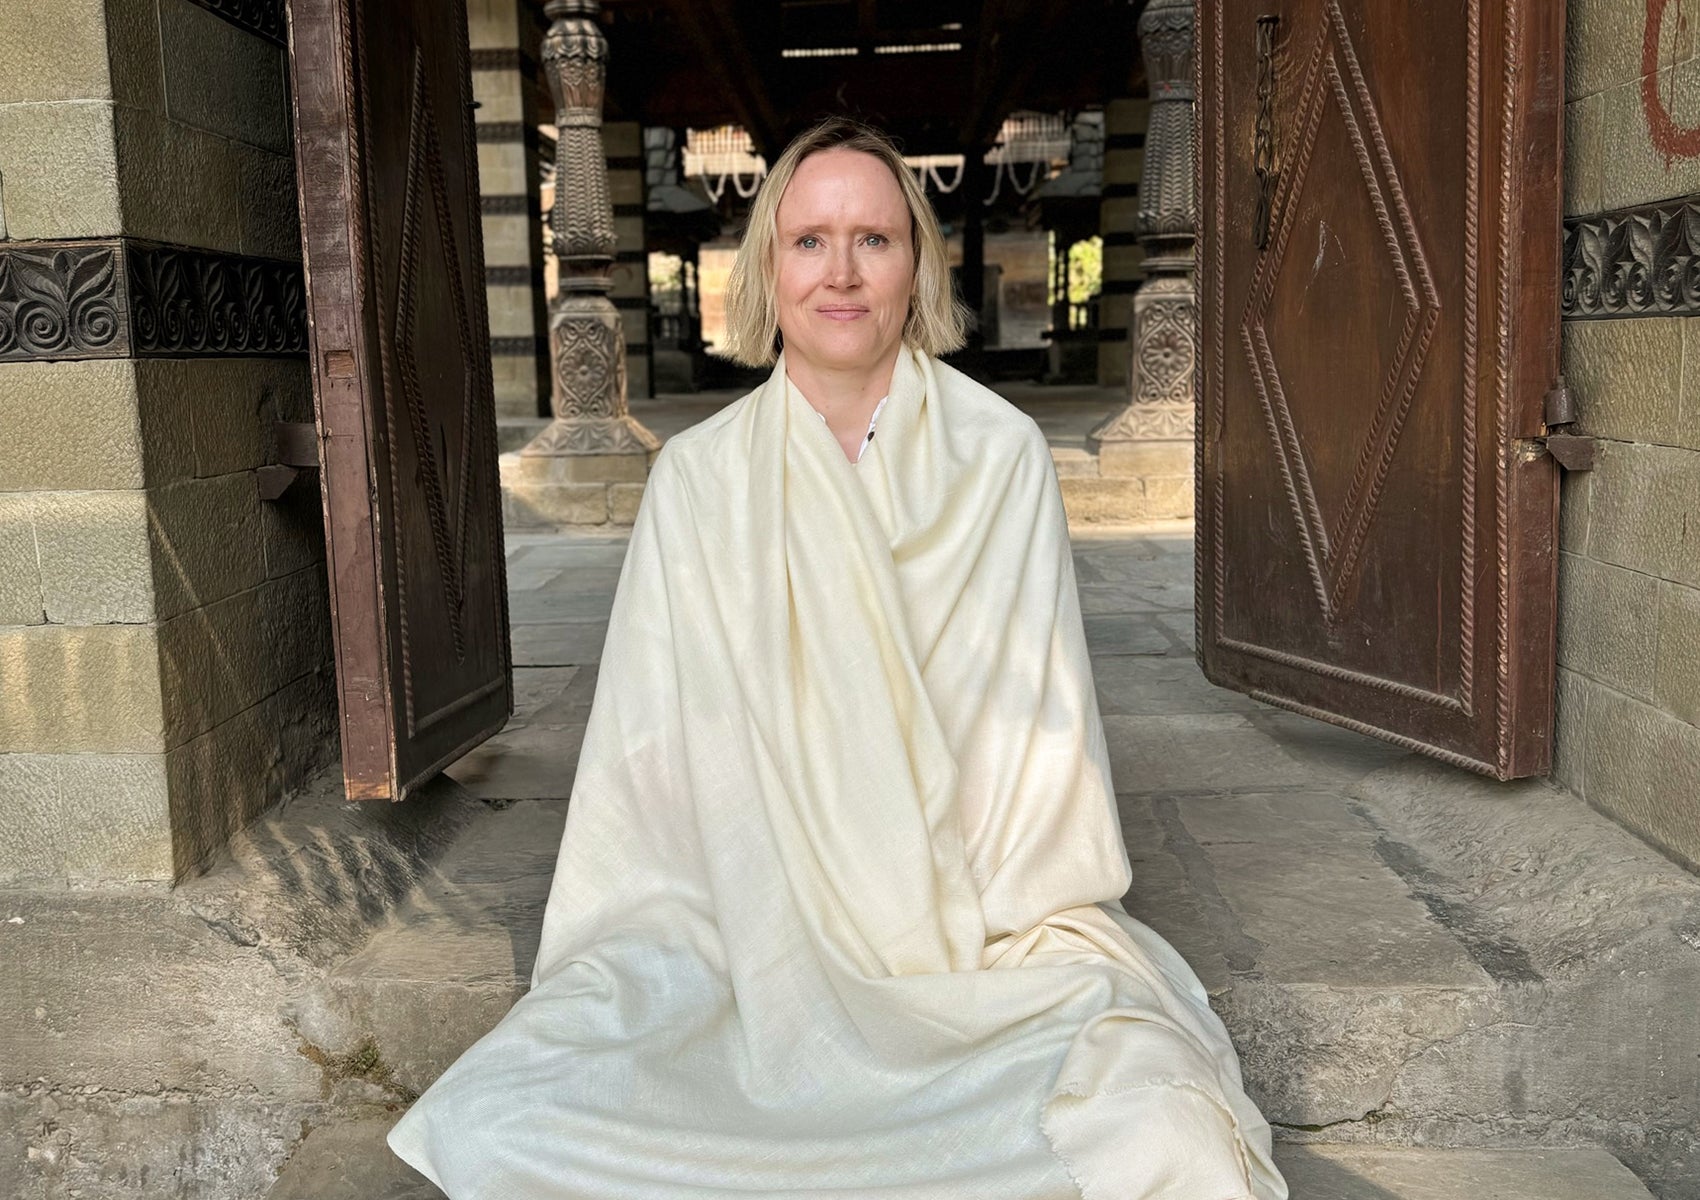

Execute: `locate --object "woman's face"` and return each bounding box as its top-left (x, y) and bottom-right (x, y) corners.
top-left (773, 148), bottom-right (916, 377)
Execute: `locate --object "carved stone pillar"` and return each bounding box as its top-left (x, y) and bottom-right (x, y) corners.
top-left (1089, 0), bottom-right (1197, 499)
top-left (518, 0), bottom-right (657, 478)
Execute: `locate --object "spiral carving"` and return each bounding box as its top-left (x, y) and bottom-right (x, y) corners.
top-left (0, 240), bottom-right (306, 361)
top-left (1564, 197), bottom-right (1700, 319)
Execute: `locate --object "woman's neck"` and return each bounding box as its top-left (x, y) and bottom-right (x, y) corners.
top-left (787, 345), bottom-right (900, 444)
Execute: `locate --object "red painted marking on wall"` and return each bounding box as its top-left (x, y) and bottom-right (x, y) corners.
top-left (1645, 0), bottom-right (1700, 161)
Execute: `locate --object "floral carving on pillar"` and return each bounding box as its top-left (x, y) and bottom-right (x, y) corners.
top-left (522, 0), bottom-right (658, 460)
top-left (1091, 0), bottom-right (1199, 448)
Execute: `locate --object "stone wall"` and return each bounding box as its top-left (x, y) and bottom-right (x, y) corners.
top-left (1555, 0), bottom-right (1700, 867)
top-left (0, 0), bottom-right (335, 884)
top-left (1097, 96), bottom-right (1147, 387)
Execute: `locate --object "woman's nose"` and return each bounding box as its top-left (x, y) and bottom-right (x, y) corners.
top-left (826, 245), bottom-right (859, 288)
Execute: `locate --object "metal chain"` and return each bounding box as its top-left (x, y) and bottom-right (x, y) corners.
top-left (1253, 15), bottom-right (1280, 249)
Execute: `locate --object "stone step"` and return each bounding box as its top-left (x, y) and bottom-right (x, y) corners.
top-left (265, 1117), bottom-right (1655, 1199)
top-left (288, 728), bottom-right (1700, 1195)
top-left (498, 445), bottom-right (1189, 529)
top-left (288, 535), bottom-right (1700, 1196)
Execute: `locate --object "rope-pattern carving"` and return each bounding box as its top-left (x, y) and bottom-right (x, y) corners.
top-left (1493, 0), bottom-right (1523, 777)
top-left (1458, 0), bottom-right (1482, 716)
top-left (1248, 690), bottom-right (1499, 777)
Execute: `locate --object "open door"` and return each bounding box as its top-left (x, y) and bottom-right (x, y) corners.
top-left (284, 0), bottom-right (512, 800)
top-left (1196, 0), bottom-right (1563, 779)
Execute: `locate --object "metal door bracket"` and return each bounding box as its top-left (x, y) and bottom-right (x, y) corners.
top-left (257, 421), bottom-right (322, 501)
top-left (1536, 374), bottom-right (1595, 471)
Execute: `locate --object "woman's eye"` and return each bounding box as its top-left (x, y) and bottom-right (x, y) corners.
top-left (864, 234), bottom-right (885, 247)
top-left (798, 236), bottom-right (819, 249)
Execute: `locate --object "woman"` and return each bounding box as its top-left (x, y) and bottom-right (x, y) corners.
top-left (388, 117), bottom-right (1288, 1200)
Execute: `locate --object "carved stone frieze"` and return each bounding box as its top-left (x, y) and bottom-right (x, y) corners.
top-left (1091, 398), bottom-right (1196, 442)
top-left (0, 240), bottom-right (305, 362)
top-left (184, 0), bottom-right (287, 46)
top-left (1563, 197), bottom-right (1700, 318)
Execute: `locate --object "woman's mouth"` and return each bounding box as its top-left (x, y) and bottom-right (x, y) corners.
top-left (817, 306), bottom-right (869, 321)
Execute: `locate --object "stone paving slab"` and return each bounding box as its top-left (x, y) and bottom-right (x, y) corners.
top-left (264, 1117), bottom-right (1655, 1200)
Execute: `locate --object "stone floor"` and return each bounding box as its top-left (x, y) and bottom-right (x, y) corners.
top-left (263, 524), bottom-right (1700, 1198)
top-left (10, 525), bottom-right (1695, 1198)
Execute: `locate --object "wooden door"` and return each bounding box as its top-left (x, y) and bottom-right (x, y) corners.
top-left (1196, 0), bottom-right (1563, 779)
top-left (284, 0), bottom-right (512, 800)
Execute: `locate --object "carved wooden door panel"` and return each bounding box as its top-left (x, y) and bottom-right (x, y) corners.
top-left (285, 0), bottom-right (512, 800)
top-left (1196, 0), bottom-right (1563, 778)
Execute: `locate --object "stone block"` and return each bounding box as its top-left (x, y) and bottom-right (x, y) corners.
top-left (1655, 580), bottom-right (1700, 727)
top-left (1097, 438), bottom-right (1192, 479)
top-left (1104, 96), bottom-right (1149, 131)
top-left (1101, 150), bottom-right (1143, 187)
top-left (491, 355), bottom-right (545, 420)
top-left (32, 489), bottom-right (154, 624)
top-left (0, 625), bottom-right (164, 754)
top-left (0, 751), bottom-right (172, 882)
top-left (1562, 316), bottom-right (1682, 444)
top-left (0, 361), bottom-right (146, 491)
top-left (1553, 666), bottom-right (1590, 796)
top-left (137, 356), bottom-right (313, 480)
top-left (1274, 1145), bottom-right (1655, 1200)
top-left (480, 213), bottom-right (536, 266)
top-left (1584, 683), bottom-right (1700, 869)
top-left (607, 481), bottom-right (645, 524)
top-left (607, 168), bottom-right (644, 208)
top-left (612, 214), bottom-right (645, 254)
top-left (0, 495), bottom-right (44, 626)
top-left (157, 568), bottom-right (328, 747)
top-left (485, 283), bottom-right (545, 338)
top-left (1565, 93), bottom-right (1604, 216)
top-left (0, 99), bottom-right (120, 238)
top-left (1142, 475), bottom-right (1194, 518)
top-left (148, 472), bottom-right (268, 620)
top-left (502, 450), bottom-right (648, 484)
top-left (1600, 68), bottom-right (1700, 211)
top-left (159, 0), bottom-right (290, 153)
top-left (1556, 551), bottom-right (1658, 699)
top-left (502, 482), bottom-right (609, 528)
top-left (1102, 243), bottom-right (1146, 280)
top-left (260, 476), bottom-right (326, 579)
top-left (104, 0), bottom-right (167, 112)
top-left (165, 669), bottom-right (337, 878)
top-left (1567, 0), bottom-right (1651, 100)
top-left (112, 105), bottom-right (241, 252)
top-left (1680, 318), bottom-right (1700, 452)
top-left (1559, 463), bottom-right (1591, 553)
top-left (603, 121), bottom-right (641, 158)
top-left (1587, 440), bottom-right (1700, 587)
top-left (1058, 476), bottom-right (1156, 524)
top-left (233, 142), bottom-right (301, 259)
top-left (471, 69), bottom-right (526, 123)
top-left (466, 0), bottom-right (522, 48)
top-left (0, 0), bottom-right (111, 105)
top-left (1099, 195), bottom-right (1141, 232)
top-left (475, 140), bottom-right (530, 196)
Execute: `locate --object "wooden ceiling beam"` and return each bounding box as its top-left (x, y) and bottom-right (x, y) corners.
top-left (661, 0), bottom-right (785, 154)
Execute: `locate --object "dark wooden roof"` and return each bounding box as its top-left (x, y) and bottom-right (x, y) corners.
top-left (600, 0), bottom-right (1147, 156)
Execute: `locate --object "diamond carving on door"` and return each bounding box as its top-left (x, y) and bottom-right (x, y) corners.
top-left (1241, 0), bottom-right (1440, 623)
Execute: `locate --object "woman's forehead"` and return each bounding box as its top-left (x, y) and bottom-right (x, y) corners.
top-left (778, 149), bottom-right (909, 225)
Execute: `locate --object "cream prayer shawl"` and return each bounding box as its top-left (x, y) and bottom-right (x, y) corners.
top-left (387, 349), bottom-right (1288, 1200)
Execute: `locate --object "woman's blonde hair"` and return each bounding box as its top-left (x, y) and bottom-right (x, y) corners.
top-left (721, 117), bottom-right (970, 367)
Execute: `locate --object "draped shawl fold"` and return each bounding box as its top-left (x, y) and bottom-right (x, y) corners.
top-left (388, 349), bottom-right (1287, 1200)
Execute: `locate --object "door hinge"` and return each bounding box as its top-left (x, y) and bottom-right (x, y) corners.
top-left (1536, 374), bottom-right (1596, 471)
top-left (1543, 375), bottom-right (1576, 427)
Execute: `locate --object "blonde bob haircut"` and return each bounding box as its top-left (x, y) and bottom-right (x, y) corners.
top-left (721, 117), bottom-right (970, 367)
